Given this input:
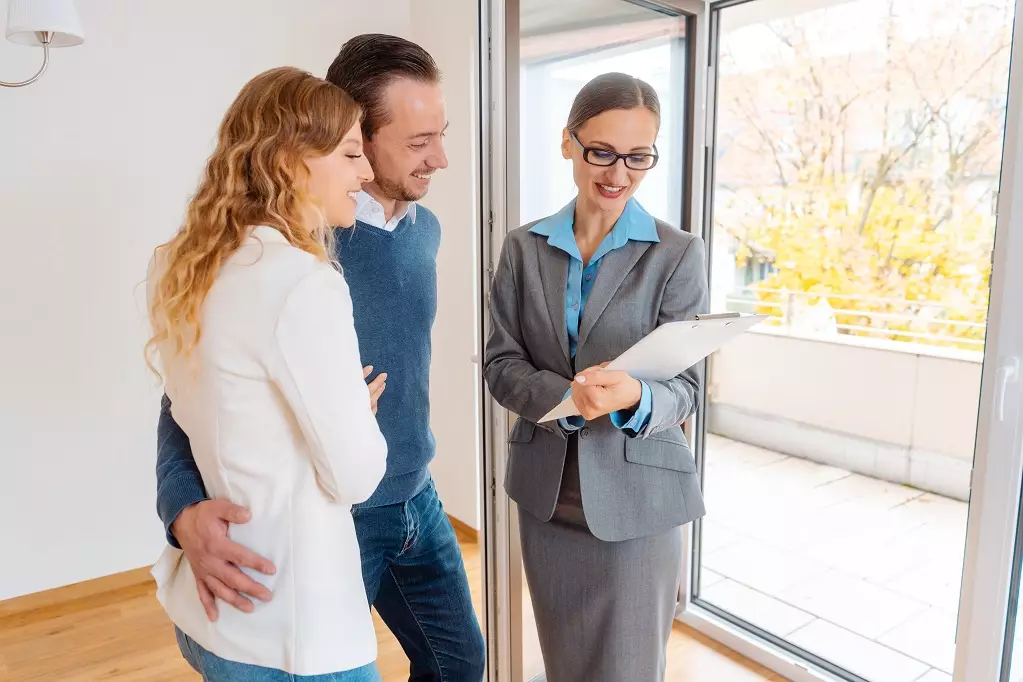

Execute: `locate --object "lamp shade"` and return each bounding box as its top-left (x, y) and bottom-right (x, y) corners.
top-left (6, 0), bottom-right (84, 47)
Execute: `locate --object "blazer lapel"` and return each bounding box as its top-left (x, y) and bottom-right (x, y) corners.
top-left (579, 240), bottom-right (651, 349)
top-left (536, 238), bottom-right (571, 365)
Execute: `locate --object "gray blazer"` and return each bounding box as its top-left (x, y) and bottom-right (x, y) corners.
top-left (484, 217), bottom-right (710, 542)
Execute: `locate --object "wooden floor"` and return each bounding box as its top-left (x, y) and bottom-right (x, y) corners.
top-left (0, 537), bottom-right (785, 681)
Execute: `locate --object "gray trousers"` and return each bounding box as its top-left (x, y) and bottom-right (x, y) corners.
top-left (518, 435), bottom-right (684, 682)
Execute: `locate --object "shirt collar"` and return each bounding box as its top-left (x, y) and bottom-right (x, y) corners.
top-left (529, 198), bottom-right (659, 261)
top-left (247, 225), bottom-right (289, 244)
top-left (355, 190), bottom-right (417, 229)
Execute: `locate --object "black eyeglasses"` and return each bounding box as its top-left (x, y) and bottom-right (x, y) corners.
top-left (572, 133), bottom-right (659, 171)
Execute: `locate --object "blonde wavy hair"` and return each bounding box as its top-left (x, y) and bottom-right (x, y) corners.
top-left (145, 66), bottom-right (361, 377)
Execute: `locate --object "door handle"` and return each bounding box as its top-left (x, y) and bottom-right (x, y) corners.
top-left (996, 356), bottom-right (1019, 421)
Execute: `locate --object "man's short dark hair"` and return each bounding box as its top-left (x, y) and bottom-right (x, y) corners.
top-left (326, 34), bottom-right (441, 140)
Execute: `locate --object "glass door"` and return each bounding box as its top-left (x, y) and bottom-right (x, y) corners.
top-left (483, 1), bottom-right (696, 680)
top-left (952, 3), bottom-right (1023, 677)
top-left (484, 0), bottom-right (1023, 681)
top-left (683, 0), bottom-right (1023, 681)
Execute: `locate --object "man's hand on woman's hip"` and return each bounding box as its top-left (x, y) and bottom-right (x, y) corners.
top-left (171, 500), bottom-right (276, 622)
top-left (168, 363), bottom-right (387, 623)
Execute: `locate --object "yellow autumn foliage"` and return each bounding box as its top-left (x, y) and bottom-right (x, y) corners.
top-left (727, 178), bottom-right (994, 350)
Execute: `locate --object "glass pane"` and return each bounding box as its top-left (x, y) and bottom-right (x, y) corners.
top-left (515, 1), bottom-right (688, 679)
top-left (696, 0), bottom-right (1015, 680)
top-left (519, 0), bottom-right (687, 227)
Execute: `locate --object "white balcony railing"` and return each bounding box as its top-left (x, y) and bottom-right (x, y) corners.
top-left (724, 287), bottom-right (987, 350)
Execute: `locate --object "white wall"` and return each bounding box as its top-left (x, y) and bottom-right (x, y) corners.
top-left (412, 0), bottom-right (483, 531)
top-left (0, 0), bottom-right (411, 601)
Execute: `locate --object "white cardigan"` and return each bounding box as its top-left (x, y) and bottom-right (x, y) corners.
top-left (149, 226), bottom-right (388, 676)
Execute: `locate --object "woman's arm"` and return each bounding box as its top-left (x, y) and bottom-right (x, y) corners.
top-left (483, 238), bottom-right (570, 431)
top-left (267, 267), bottom-right (388, 504)
top-left (641, 235), bottom-right (709, 436)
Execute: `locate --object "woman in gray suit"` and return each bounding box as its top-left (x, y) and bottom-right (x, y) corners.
top-left (483, 72), bottom-right (709, 682)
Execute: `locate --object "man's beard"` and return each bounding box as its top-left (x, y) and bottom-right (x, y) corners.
top-left (375, 173), bottom-right (425, 203)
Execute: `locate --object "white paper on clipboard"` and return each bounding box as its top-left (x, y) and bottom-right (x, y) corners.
top-left (539, 314), bottom-right (767, 422)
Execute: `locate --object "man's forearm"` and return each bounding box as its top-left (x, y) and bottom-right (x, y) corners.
top-left (156, 395), bottom-right (208, 548)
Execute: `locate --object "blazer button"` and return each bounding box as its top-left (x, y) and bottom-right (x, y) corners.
top-left (580, 428), bottom-right (590, 439)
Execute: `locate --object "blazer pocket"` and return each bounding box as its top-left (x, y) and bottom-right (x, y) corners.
top-left (624, 428), bottom-right (697, 473)
top-left (508, 418), bottom-right (537, 444)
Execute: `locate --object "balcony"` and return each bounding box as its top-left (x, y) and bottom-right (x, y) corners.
top-left (697, 294), bottom-right (991, 680)
top-left (709, 289), bottom-right (983, 502)
top-left (701, 434), bottom-right (969, 680)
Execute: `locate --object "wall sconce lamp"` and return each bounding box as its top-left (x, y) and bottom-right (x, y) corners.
top-left (2, 0), bottom-right (84, 88)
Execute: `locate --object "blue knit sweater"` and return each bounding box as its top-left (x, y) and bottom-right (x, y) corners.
top-left (338, 209), bottom-right (440, 507)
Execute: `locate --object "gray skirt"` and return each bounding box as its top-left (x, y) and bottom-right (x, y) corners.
top-left (519, 435), bottom-right (684, 682)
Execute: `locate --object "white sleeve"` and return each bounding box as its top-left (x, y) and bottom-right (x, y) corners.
top-left (266, 266), bottom-right (388, 504)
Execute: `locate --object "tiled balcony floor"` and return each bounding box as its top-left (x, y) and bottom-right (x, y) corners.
top-left (698, 434), bottom-right (1021, 682)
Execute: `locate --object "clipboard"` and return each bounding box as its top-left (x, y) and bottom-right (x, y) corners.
top-left (539, 313), bottom-right (767, 422)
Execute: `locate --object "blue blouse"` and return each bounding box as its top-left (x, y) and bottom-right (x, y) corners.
top-left (529, 198), bottom-right (656, 435)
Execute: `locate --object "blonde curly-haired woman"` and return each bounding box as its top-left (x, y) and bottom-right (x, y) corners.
top-left (145, 66), bottom-right (385, 682)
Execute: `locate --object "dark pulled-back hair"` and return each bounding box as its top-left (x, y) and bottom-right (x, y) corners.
top-left (566, 72), bottom-right (660, 133)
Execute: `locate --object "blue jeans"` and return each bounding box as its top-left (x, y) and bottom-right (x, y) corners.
top-left (175, 627), bottom-right (381, 682)
top-left (354, 479), bottom-right (486, 682)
